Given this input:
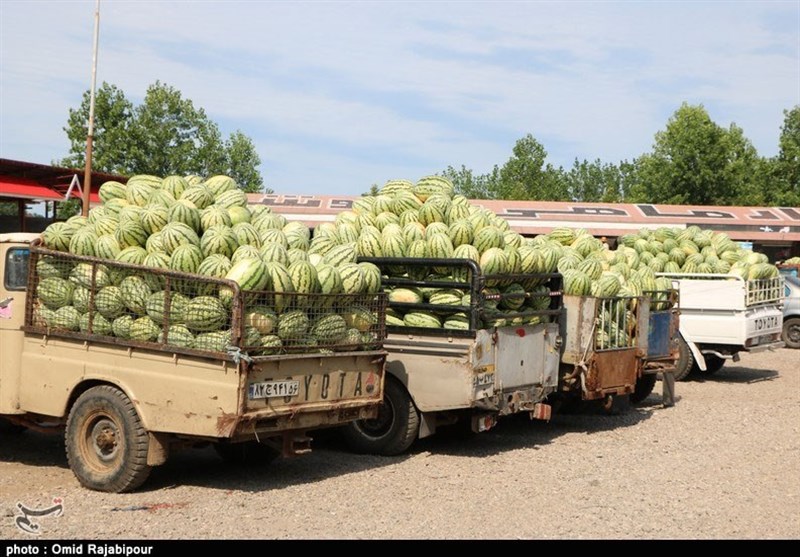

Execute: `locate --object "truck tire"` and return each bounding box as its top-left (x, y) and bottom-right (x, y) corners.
top-left (674, 336), bottom-right (695, 381)
top-left (782, 317), bottom-right (800, 349)
top-left (340, 377), bottom-right (419, 456)
top-left (698, 354), bottom-right (725, 375)
top-left (630, 374), bottom-right (657, 404)
top-left (214, 441), bottom-right (280, 466)
top-left (65, 385), bottom-right (151, 493)
top-left (601, 393), bottom-right (631, 415)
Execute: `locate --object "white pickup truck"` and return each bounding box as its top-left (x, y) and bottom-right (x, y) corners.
top-left (657, 273), bottom-right (785, 380)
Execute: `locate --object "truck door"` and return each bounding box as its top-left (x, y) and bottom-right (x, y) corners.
top-left (0, 243), bottom-right (29, 413)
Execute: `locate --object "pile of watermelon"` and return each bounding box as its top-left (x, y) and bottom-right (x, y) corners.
top-left (34, 174), bottom-right (383, 355)
top-left (34, 171), bottom-right (783, 350)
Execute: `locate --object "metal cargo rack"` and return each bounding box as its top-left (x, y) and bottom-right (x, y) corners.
top-left (358, 256), bottom-right (563, 338)
top-left (25, 240), bottom-right (387, 362)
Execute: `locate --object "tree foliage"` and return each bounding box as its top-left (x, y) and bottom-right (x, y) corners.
top-left (768, 106), bottom-right (800, 206)
top-left (628, 103), bottom-right (761, 206)
top-left (60, 81), bottom-right (269, 193)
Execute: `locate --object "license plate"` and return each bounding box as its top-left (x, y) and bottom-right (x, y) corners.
top-left (249, 380), bottom-right (299, 399)
top-left (473, 372), bottom-right (494, 388)
top-left (755, 334), bottom-right (775, 346)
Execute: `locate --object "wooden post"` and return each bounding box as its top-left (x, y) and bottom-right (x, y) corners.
top-left (17, 199), bottom-right (25, 232)
top-left (82, 0), bottom-right (101, 217)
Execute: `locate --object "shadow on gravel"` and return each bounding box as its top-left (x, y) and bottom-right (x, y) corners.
top-left (682, 365), bottom-right (780, 385)
top-left (0, 394), bottom-right (675, 495)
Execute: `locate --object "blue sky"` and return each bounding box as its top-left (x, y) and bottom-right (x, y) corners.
top-left (1, 0), bottom-right (798, 196)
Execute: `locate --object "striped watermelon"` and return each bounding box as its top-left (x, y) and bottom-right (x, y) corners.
top-left (200, 225), bottom-right (239, 259)
top-left (139, 205), bottom-right (169, 235)
top-left (161, 175), bottom-right (190, 199)
top-left (41, 222), bottom-right (75, 252)
top-left (79, 312), bottom-right (113, 335)
top-left (69, 227), bottom-right (98, 257)
top-left (37, 277), bottom-right (75, 310)
top-left (214, 189), bottom-right (248, 209)
top-left (204, 175), bottom-right (238, 197)
top-left (98, 181), bottom-right (127, 204)
top-left (160, 222), bottom-right (201, 255)
top-left (169, 244), bottom-right (203, 274)
top-left (359, 262), bottom-right (382, 294)
top-left (168, 200), bottom-right (202, 233)
top-left (146, 290), bottom-right (189, 325)
top-left (148, 189), bottom-right (176, 208)
top-left (200, 205), bottom-right (233, 231)
top-left (180, 185), bottom-right (214, 209)
top-left (114, 220), bottom-right (148, 249)
top-left (184, 296), bottom-right (229, 332)
top-left (231, 245), bottom-right (262, 265)
top-left (289, 260), bottom-right (321, 308)
top-left (259, 243), bottom-right (290, 266)
top-left (474, 226), bottom-right (505, 254)
top-left (266, 262), bottom-right (295, 313)
top-left (231, 223), bottom-right (261, 248)
top-left (119, 275), bottom-right (152, 315)
top-left (339, 263), bottom-right (366, 294)
top-left (227, 206), bottom-right (252, 226)
top-left (403, 311), bottom-right (442, 328)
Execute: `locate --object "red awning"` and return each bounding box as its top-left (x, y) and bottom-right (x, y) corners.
top-left (0, 176), bottom-right (64, 201)
top-left (0, 175), bottom-right (100, 203)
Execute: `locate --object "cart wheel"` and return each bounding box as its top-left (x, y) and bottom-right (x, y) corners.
top-left (630, 374), bottom-right (657, 404)
top-left (65, 385), bottom-right (151, 493)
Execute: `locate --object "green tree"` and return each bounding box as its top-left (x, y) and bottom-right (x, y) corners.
top-left (60, 81), bottom-right (265, 191)
top-left (768, 106), bottom-right (800, 205)
top-left (223, 131), bottom-right (267, 193)
top-left (630, 103), bottom-right (756, 205)
top-left (564, 158), bottom-right (627, 202)
top-left (494, 134), bottom-right (568, 201)
top-left (362, 184), bottom-right (380, 196)
top-left (723, 123), bottom-right (764, 206)
top-left (61, 83), bottom-right (135, 174)
top-left (442, 165), bottom-right (497, 199)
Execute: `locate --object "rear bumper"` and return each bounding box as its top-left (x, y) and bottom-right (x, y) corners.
top-left (744, 340), bottom-right (785, 353)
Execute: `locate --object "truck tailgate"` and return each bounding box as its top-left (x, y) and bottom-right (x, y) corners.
top-left (232, 351), bottom-right (385, 437)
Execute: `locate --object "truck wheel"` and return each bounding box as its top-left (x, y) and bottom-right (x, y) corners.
top-left (601, 393), bottom-right (630, 415)
top-left (630, 374), bottom-right (657, 404)
top-left (214, 441), bottom-right (280, 466)
top-left (782, 317), bottom-right (800, 349)
top-left (340, 377), bottom-right (419, 456)
top-left (65, 385), bottom-right (151, 493)
top-left (698, 354), bottom-right (725, 374)
top-left (674, 336), bottom-right (695, 381)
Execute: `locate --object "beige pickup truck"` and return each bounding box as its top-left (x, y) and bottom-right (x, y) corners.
top-left (0, 234), bottom-right (386, 492)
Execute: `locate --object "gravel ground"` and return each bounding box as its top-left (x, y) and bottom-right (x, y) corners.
top-left (1, 348), bottom-right (798, 540)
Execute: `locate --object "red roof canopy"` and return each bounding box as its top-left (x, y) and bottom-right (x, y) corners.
top-left (0, 158), bottom-right (124, 204)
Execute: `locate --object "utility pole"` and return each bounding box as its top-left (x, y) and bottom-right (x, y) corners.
top-left (82, 0), bottom-right (101, 217)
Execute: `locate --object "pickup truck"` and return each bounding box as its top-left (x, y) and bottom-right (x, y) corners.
top-left (0, 233), bottom-right (387, 492)
top-left (339, 257), bottom-right (562, 455)
top-left (657, 273), bottom-right (784, 380)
